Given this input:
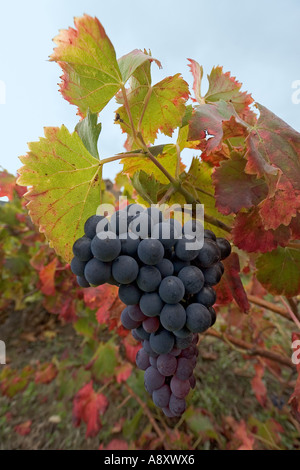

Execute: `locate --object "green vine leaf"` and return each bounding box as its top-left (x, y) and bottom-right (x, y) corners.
top-left (116, 59), bottom-right (189, 146)
top-left (75, 110), bottom-right (102, 159)
top-left (50, 15), bottom-right (122, 117)
top-left (183, 157), bottom-right (234, 236)
top-left (256, 247), bottom-right (300, 296)
top-left (118, 49), bottom-right (161, 84)
top-left (121, 144), bottom-right (178, 184)
top-left (17, 126), bottom-right (103, 263)
top-left (131, 171), bottom-right (165, 205)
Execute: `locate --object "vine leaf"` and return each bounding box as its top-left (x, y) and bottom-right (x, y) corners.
top-left (75, 110), bottom-right (102, 159)
top-left (17, 126), bottom-right (102, 263)
top-left (73, 381), bottom-right (108, 438)
top-left (187, 100), bottom-right (243, 154)
top-left (187, 59), bottom-right (203, 103)
top-left (222, 253), bottom-right (250, 313)
top-left (213, 152), bottom-right (268, 215)
top-left (232, 208), bottom-right (291, 253)
top-left (256, 247), bottom-right (300, 296)
top-left (118, 49), bottom-right (161, 84)
top-left (131, 171), bottom-right (163, 205)
top-left (204, 66), bottom-right (253, 116)
top-left (121, 144), bottom-right (178, 184)
top-left (50, 15), bottom-right (122, 117)
top-left (116, 59), bottom-right (189, 146)
top-left (245, 104), bottom-right (300, 230)
top-left (183, 158), bottom-right (234, 236)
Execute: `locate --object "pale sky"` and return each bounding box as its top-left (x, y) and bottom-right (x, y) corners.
top-left (0, 0), bottom-right (299, 183)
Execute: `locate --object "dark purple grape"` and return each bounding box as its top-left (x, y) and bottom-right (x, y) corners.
top-left (186, 303), bottom-right (211, 333)
top-left (144, 366), bottom-right (165, 394)
top-left (169, 394), bottom-right (186, 416)
top-left (156, 354), bottom-right (177, 376)
top-left (216, 237), bottom-right (231, 260)
top-left (136, 348), bottom-right (150, 370)
top-left (152, 384), bottom-right (171, 408)
top-left (128, 304), bottom-right (147, 322)
top-left (175, 357), bottom-right (193, 380)
top-left (160, 304), bottom-right (186, 332)
top-left (143, 316), bottom-right (160, 333)
top-left (170, 376), bottom-right (191, 398)
top-left (73, 236), bottom-right (92, 261)
top-left (159, 276), bottom-right (185, 304)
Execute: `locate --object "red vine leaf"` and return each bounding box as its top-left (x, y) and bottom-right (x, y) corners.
top-left (35, 363), bottom-right (58, 385)
top-left (0, 170), bottom-right (26, 200)
top-left (245, 104), bottom-right (300, 230)
top-left (39, 258), bottom-right (58, 296)
top-left (222, 253), bottom-right (250, 313)
top-left (213, 152), bottom-right (268, 215)
top-left (73, 381), bottom-right (108, 438)
top-left (232, 208), bottom-right (291, 253)
top-left (251, 363), bottom-right (267, 407)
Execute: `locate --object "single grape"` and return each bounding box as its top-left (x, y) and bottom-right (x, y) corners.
top-left (160, 304), bottom-right (186, 332)
top-left (143, 316), bottom-right (160, 333)
top-left (170, 376), bottom-right (191, 398)
top-left (149, 329), bottom-right (175, 355)
top-left (169, 394), bottom-right (186, 416)
top-left (162, 406), bottom-right (176, 418)
top-left (121, 307), bottom-right (142, 330)
top-left (202, 264), bottom-right (222, 286)
top-left (136, 348), bottom-right (150, 370)
top-left (189, 375), bottom-right (196, 389)
top-left (84, 258), bottom-right (111, 285)
top-left (139, 292), bottom-right (164, 317)
top-left (204, 229), bottom-right (216, 241)
top-left (186, 303), bottom-right (212, 333)
top-left (137, 238), bottom-right (164, 265)
top-left (112, 256), bottom-right (139, 284)
top-left (156, 354), bottom-right (177, 376)
top-left (216, 237), bottom-right (231, 260)
top-left (128, 304), bottom-right (147, 322)
top-left (71, 257), bottom-right (86, 277)
top-left (84, 215), bottom-right (110, 239)
top-left (91, 231), bottom-right (121, 262)
top-left (178, 265), bottom-right (204, 294)
top-left (76, 276), bottom-right (90, 288)
top-left (175, 357), bottom-right (193, 380)
top-left (208, 306), bottom-right (217, 326)
top-left (118, 284), bottom-right (142, 305)
top-left (159, 276), bottom-right (185, 304)
top-left (155, 258), bottom-right (174, 278)
top-left (196, 239), bottom-right (221, 268)
top-left (175, 237), bottom-right (200, 261)
top-left (195, 286), bottom-right (217, 307)
top-left (144, 366), bottom-right (165, 394)
top-left (73, 236), bottom-right (92, 261)
top-left (137, 266), bottom-right (162, 292)
top-left (152, 384), bottom-right (171, 408)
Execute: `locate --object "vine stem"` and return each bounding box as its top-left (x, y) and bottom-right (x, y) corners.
top-left (280, 296), bottom-right (300, 330)
top-left (121, 84), bottom-right (137, 140)
top-left (247, 294), bottom-right (292, 322)
top-left (206, 329), bottom-right (294, 369)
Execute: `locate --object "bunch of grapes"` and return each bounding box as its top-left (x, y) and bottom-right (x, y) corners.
top-left (70, 204), bottom-right (231, 417)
